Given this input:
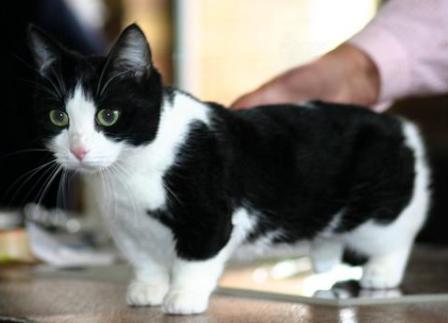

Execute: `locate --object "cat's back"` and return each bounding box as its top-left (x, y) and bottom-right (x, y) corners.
top-left (219, 100), bottom-right (407, 171)
top-left (209, 100), bottom-right (428, 239)
top-left (231, 101), bottom-right (402, 141)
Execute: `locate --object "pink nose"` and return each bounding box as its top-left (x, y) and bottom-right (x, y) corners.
top-left (70, 147), bottom-right (89, 161)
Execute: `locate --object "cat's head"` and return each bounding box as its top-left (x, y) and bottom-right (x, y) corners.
top-left (28, 24), bottom-right (163, 173)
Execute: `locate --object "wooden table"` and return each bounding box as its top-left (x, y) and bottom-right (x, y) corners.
top-left (1, 246), bottom-right (448, 323)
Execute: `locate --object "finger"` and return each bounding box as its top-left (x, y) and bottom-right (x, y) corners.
top-left (230, 93), bottom-right (258, 110)
top-left (230, 87), bottom-right (276, 110)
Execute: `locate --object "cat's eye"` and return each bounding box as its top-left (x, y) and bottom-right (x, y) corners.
top-left (96, 109), bottom-right (120, 127)
top-left (49, 110), bottom-right (69, 127)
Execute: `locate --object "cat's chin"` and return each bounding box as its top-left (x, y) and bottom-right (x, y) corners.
top-left (62, 163), bottom-right (112, 174)
top-left (75, 166), bottom-right (104, 174)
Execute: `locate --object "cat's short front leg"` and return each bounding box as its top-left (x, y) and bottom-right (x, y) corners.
top-left (127, 263), bottom-right (170, 307)
top-left (162, 258), bottom-right (225, 315)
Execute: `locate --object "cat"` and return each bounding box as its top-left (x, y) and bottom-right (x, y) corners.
top-left (28, 24), bottom-right (430, 315)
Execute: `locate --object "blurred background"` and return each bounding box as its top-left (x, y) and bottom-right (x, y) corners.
top-left (0, 0), bottom-right (447, 293)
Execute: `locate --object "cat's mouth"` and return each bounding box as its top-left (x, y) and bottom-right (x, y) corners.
top-left (58, 159), bottom-right (114, 174)
top-left (74, 163), bottom-right (106, 174)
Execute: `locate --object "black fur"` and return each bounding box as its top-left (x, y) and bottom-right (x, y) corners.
top-left (154, 100), bottom-right (415, 260)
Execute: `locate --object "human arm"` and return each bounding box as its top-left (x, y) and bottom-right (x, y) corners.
top-left (232, 0), bottom-right (448, 111)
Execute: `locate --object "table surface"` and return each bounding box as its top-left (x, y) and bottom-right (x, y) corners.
top-left (1, 246), bottom-right (448, 323)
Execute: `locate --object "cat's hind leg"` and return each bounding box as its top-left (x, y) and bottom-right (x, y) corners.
top-left (345, 186), bottom-right (428, 289)
top-left (348, 121), bottom-right (430, 289)
top-left (360, 241), bottom-right (413, 289)
top-left (344, 207), bottom-right (424, 290)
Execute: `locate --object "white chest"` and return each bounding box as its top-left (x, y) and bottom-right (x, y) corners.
top-left (87, 170), bottom-right (175, 265)
top-left (91, 166), bottom-right (167, 213)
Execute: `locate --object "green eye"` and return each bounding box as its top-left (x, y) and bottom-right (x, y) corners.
top-left (49, 110), bottom-right (69, 127)
top-left (96, 109), bottom-right (120, 127)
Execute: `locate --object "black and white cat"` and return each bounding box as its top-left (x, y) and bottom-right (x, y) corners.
top-left (28, 24), bottom-right (430, 314)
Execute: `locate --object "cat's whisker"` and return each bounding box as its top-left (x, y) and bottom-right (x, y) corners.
top-left (162, 181), bottom-right (183, 208)
top-left (105, 165), bottom-right (131, 220)
top-left (27, 163), bottom-right (60, 204)
top-left (42, 74), bottom-right (64, 99)
top-left (17, 164), bottom-right (53, 205)
top-left (56, 169), bottom-right (69, 209)
top-left (93, 170), bottom-right (106, 217)
top-left (5, 159), bottom-right (57, 203)
top-left (105, 168), bottom-right (120, 221)
top-left (36, 165), bottom-right (63, 206)
top-left (110, 163), bottom-right (138, 222)
top-left (12, 162), bottom-right (57, 206)
top-left (102, 167), bottom-right (121, 223)
top-left (12, 54), bottom-right (61, 97)
top-left (117, 164), bottom-right (140, 223)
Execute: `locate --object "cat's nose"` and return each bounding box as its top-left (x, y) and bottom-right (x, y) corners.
top-left (70, 147), bottom-right (89, 161)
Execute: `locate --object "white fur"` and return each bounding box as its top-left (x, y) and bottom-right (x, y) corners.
top-left (310, 211), bottom-right (343, 273)
top-left (233, 229), bottom-right (283, 259)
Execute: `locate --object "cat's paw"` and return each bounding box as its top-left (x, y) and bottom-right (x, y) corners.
top-left (126, 280), bottom-right (169, 306)
top-left (310, 239), bottom-right (343, 274)
top-left (360, 263), bottom-right (402, 289)
top-left (162, 289), bottom-right (209, 315)
top-left (359, 288), bottom-right (402, 298)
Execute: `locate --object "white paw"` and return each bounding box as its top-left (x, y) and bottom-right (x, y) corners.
top-left (359, 288), bottom-right (402, 298)
top-left (314, 289), bottom-right (352, 300)
top-left (126, 280), bottom-right (169, 306)
top-left (162, 289), bottom-right (209, 315)
top-left (360, 264), bottom-right (402, 289)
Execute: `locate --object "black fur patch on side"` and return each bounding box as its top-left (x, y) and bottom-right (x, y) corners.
top-left (149, 99), bottom-right (416, 260)
top-left (148, 121), bottom-right (233, 260)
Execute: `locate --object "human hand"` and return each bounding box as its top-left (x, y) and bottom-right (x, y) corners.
top-left (231, 44), bottom-right (380, 109)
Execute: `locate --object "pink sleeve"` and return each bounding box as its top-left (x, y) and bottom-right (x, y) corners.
top-left (348, 0), bottom-right (448, 110)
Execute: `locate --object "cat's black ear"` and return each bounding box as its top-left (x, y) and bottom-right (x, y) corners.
top-left (28, 25), bottom-right (64, 76)
top-left (107, 24), bottom-right (152, 77)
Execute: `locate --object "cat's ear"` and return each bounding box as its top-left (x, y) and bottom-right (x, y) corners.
top-left (28, 25), bottom-right (64, 77)
top-left (106, 24), bottom-right (152, 77)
